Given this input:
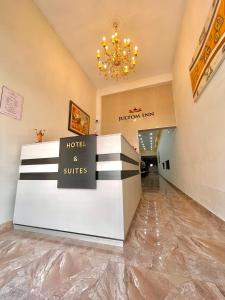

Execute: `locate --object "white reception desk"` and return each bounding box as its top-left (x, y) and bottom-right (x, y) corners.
top-left (14, 134), bottom-right (141, 246)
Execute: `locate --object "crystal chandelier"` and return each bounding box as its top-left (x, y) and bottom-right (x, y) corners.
top-left (96, 22), bottom-right (138, 79)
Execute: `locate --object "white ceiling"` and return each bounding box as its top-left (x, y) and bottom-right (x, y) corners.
top-left (138, 129), bottom-right (160, 152)
top-left (138, 128), bottom-right (175, 155)
top-left (35, 0), bottom-right (185, 89)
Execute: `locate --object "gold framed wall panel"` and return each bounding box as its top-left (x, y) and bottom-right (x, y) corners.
top-left (189, 0), bottom-right (225, 101)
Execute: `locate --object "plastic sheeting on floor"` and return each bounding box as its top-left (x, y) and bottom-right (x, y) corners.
top-left (0, 175), bottom-right (225, 299)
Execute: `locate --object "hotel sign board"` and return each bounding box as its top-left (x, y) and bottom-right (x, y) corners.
top-left (57, 135), bottom-right (96, 189)
top-left (118, 107), bottom-right (155, 122)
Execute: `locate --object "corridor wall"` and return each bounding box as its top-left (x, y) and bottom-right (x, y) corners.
top-left (170, 0), bottom-right (225, 221)
top-left (157, 128), bottom-right (175, 179)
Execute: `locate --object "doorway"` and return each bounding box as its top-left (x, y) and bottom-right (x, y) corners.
top-left (138, 127), bottom-right (175, 190)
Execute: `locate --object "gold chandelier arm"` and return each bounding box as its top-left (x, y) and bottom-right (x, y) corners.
top-left (96, 23), bottom-right (138, 79)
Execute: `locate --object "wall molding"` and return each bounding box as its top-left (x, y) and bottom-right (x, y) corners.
top-left (100, 73), bottom-right (173, 96)
top-left (160, 175), bottom-right (225, 224)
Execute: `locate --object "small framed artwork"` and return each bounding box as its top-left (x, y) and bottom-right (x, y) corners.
top-left (166, 160), bottom-right (170, 170)
top-left (68, 100), bottom-right (90, 135)
top-left (0, 85), bottom-right (24, 120)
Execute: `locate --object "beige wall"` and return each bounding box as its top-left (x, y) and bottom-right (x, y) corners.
top-left (101, 84), bottom-right (176, 150)
top-left (168, 0), bottom-right (225, 221)
top-left (0, 0), bottom-right (96, 225)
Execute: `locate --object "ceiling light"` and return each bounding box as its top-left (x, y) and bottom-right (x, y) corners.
top-left (96, 22), bottom-right (138, 79)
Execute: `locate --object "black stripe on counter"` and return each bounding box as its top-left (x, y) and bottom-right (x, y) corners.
top-left (20, 172), bottom-right (58, 180)
top-left (14, 224), bottom-right (124, 242)
top-left (97, 153), bottom-right (120, 161)
top-left (122, 170), bottom-right (139, 179)
top-left (20, 170), bottom-right (139, 181)
top-left (97, 153), bottom-right (139, 166)
top-left (120, 154), bottom-right (139, 166)
top-left (21, 154), bottom-right (139, 166)
top-left (97, 170), bottom-right (139, 180)
top-left (21, 158), bottom-right (59, 165)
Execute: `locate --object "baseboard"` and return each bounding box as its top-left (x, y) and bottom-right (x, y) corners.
top-left (14, 224), bottom-right (124, 247)
top-left (159, 175), bottom-right (225, 226)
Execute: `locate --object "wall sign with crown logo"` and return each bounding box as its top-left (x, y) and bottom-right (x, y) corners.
top-left (118, 107), bottom-right (154, 122)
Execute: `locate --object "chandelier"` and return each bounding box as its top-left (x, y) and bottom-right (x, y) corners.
top-left (96, 22), bottom-right (138, 79)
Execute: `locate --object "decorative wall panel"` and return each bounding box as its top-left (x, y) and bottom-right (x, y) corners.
top-left (190, 0), bottom-right (225, 101)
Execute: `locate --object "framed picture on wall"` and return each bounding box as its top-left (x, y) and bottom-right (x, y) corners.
top-left (189, 0), bottom-right (225, 101)
top-left (0, 86), bottom-right (24, 120)
top-left (166, 160), bottom-right (170, 170)
top-left (68, 100), bottom-right (90, 135)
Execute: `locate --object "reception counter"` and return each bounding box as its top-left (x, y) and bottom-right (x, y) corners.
top-left (13, 134), bottom-right (141, 246)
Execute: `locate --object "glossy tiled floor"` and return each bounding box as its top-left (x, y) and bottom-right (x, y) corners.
top-left (1, 175), bottom-right (225, 299)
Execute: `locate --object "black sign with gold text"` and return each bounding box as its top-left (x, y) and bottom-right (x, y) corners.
top-left (57, 135), bottom-right (96, 189)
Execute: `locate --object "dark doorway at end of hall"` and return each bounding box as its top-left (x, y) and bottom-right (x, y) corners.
top-left (138, 127), bottom-right (175, 190)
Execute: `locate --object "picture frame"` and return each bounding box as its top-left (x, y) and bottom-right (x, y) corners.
top-left (0, 85), bottom-right (24, 120)
top-left (189, 0), bottom-right (225, 101)
top-left (166, 160), bottom-right (170, 170)
top-left (68, 100), bottom-right (90, 135)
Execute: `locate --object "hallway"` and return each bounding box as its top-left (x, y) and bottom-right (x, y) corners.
top-left (0, 176), bottom-right (225, 299)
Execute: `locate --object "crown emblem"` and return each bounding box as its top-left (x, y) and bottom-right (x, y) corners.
top-left (129, 107), bottom-right (142, 113)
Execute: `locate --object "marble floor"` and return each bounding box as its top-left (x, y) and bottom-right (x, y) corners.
top-left (1, 175), bottom-right (225, 299)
